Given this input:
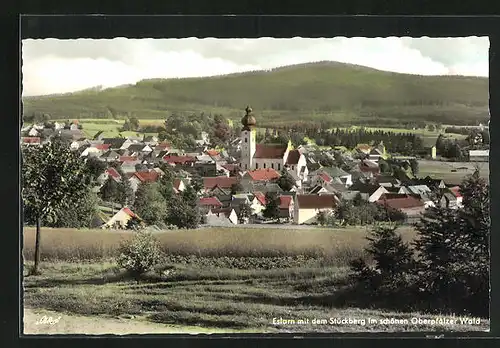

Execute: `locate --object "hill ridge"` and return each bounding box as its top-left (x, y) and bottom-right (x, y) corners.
top-left (22, 61), bottom-right (489, 127)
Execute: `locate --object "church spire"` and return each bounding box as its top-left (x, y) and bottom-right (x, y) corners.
top-left (241, 105), bottom-right (257, 130)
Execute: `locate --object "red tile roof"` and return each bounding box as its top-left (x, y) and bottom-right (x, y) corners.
top-left (21, 137), bottom-right (41, 144)
top-left (296, 194), bottom-right (337, 209)
top-left (253, 191), bottom-right (266, 205)
top-left (198, 197), bottom-right (223, 207)
top-left (285, 150), bottom-right (301, 165)
top-left (156, 142), bottom-right (171, 149)
top-left (279, 195), bottom-right (293, 209)
top-left (122, 207), bottom-right (137, 218)
top-left (163, 155), bottom-right (196, 164)
top-left (246, 168), bottom-right (281, 181)
top-left (133, 171), bottom-right (160, 183)
top-left (206, 149), bottom-right (219, 156)
top-left (319, 173), bottom-right (333, 183)
top-left (377, 194), bottom-right (424, 209)
top-left (120, 156), bottom-right (138, 163)
top-left (449, 186), bottom-right (462, 198)
top-left (106, 167), bottom-right (121, 179)
top-left (254, 144), bottom-right (288, 159)
top-left (203, 176), bottom-right (239, 190)
top-left (94, 144), bottom-right (111, 151)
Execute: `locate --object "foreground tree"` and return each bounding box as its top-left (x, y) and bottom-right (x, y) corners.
top-left (413, 170), bottom-right (490, 316)
top-left (22, 140), bottom-right (90, 274)
top-left (277, 169), bottom-right (296, 192)
top-left (133, 182), bottom-right (169, 226)
top-left (263, 192), bottom-right (280, 221)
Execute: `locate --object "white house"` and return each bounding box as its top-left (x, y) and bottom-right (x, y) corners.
top-left (293, 194), bottom-right (338, 225)
top-left (469, 149), bottom-right (489, 162)
top-left (102, 207), bottom-right (139, 229)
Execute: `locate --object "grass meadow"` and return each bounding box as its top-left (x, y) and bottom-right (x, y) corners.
top-left (418, 160), bottom-right (489, 186)
top-left (22, 226), bottom-right (489, 333)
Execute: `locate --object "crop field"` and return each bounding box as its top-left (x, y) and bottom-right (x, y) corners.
top-left (418, 160), bottom-right (489, 186)
top-left (22, 226), bottom-right (489, 333)
top-left (78, 119), bottom-right (165, 138)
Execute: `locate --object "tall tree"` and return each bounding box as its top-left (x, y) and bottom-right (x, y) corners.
top-left (277, 169), bottom-right (296, 192)
top-left (22, 140), bottom-right (91, 274)
top-left (263, 192), bottom-right (280, 221)
top-left (133, 182), bottom-right (168, 226)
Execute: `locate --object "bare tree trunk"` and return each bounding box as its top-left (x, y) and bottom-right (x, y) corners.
top-left (33, 216), bottom-right (41, 274)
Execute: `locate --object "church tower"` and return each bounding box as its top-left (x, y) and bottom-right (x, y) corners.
top-left (240, 106), bottom-right (257, 171)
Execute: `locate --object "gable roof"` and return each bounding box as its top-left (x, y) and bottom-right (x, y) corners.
top-left (378, 194), bottom-right (424, 209)
top-left (163, 155), bottom-right (197, 164)
top-left (127, 144), bottom-right (148, 152)
top-left (106, 167), bottom-right (122, 180)
top-left (253, 191), bottom-right (266, 205)
top-left (93, 144), bottom-right (111, 151)
top-left (246, 168), bottom-right (281, 181)
top-left (101, 150), bottom-right (120, 158)
top-left (120, 156), bottom-right (139, 163)
top-left (206, 149), bottom-right (219, 156)
top-left (285, 150), bottom-right (301, 165)
top-left (122, 207), bottom-right (138, 218)
top-left (203, 176), bottom-right (239, 190)
top-left (254, 143), bottom-right (288, 159)
top-left (132, 170), bottom-right (160, 183)
top-left (348, 182), bottom-right (384, 195)
top-left (102, 138), bottom-right (128, 148)
top-left (279, 195), bottom-right (293, 209)
top-left (296, 194), bottom-right (337, 209)
top-left (449, 186), bottom-right (462, 198)
top-left (21, 137), bottom-right (41, 144)
top-left (318, 173), bottom-right (333, 183)
top-left (198, 196), bottom-right (223, 207)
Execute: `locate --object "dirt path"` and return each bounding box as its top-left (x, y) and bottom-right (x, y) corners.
top-left (23, 307), bottom-right (250, 335)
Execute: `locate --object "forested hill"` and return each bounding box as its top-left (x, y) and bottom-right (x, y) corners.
top-left (22, 61), bottom-right (489, 127)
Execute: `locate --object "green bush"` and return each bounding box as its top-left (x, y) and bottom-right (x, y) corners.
top-left (116, 231), bottom-right (163, 279)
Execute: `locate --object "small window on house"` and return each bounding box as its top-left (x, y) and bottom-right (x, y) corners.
top-left (245, 138), bottom-right (247, 143)
top-left (245, 164), bottom-right (248, 170)
top-left (263, 163), bottom-right (266, 168)
top-left (292, 165), bottom-right (295, 170)
top-left (278, 163), bottom-right (281, 170)
top-left (256, 163), bottom-right (259, 169)
top-left (271, 163), bottom-right (274, 169)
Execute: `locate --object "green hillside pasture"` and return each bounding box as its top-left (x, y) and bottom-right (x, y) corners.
top-left (418, 160), bottom-right (489, 186)
top-left (22, 62), bottom-right (489, 126)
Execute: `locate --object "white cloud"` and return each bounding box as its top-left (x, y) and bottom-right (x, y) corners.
top-left (21, 37), bottom-right (489, 96)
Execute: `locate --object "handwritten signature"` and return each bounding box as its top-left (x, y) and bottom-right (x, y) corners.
top-left (35, 315), bottom-right (61, 325)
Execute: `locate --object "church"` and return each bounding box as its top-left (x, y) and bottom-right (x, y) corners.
top-left (239, 106), bottom-right (308, 180)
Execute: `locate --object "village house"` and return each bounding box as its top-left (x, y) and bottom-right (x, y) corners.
top-left (448, 186), bottom-right (463, 207)
top-left (347, 182), bottom-right (389, 202)
top-left (102, 207), bottom-right (140, 229)
top-left (102, 137), bottom-right (133, 150)
top-left (172, 178), bottom-right (186, 193)
top-left (129, 170), bottom-right (161, 192)
top-left (203, 176), bottom-right (239, 193)
top-left (198, 196), bottom-right (223, 214)
top-left (293, 194), bottom-right (338, 225)
top-left (367, 143), bottom-right (386, 163)
top-left (21, 137), bottom-right (41, 146)
top-left (440, 191), bottom-right (459, 209)
top-left (207, 207), bottom-right (239, 225)
top-left (377, 193), bottom-right (426, 223)
top-left (100, 150), bottom-right (120, 162)
top-left (97, 167), bottom-right (122, 184)
top-left (240, 168), bottom-right (281, 190)
top-left (468, 149), bottom-right (489, 162)
top-left (278, 195), bottom-right (294, 220)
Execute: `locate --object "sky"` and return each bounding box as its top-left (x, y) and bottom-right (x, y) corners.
top-left (21, 37), bottom-right (489, 97)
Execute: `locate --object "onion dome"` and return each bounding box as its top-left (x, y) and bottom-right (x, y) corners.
top-left (241, 106), bottom-right (256, 129)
